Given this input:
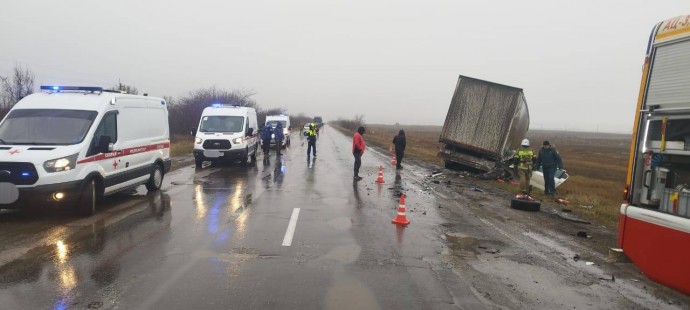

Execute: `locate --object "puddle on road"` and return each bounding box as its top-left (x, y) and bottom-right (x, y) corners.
top-left (318, 244), bottom-right (362, 265)
top-left (327, 217), bottom-right (352, 231)
top-left (325, 274), bottom-right (381, 310)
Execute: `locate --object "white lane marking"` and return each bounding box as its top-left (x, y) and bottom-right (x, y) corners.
top-left (282, 208), bottom-right (301, 246)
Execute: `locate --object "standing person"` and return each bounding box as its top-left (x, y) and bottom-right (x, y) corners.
top-left (514, 139), bottom-right (535, 195)
top-left (535, 140), bottom-right (564, 197)
top-left (260, 124), bottom-right (272, 158)
top-left (352, 126), bottom-right (366, 181)
top-left (306, 123), bottom-right (317, 158)
top-left (274, 122), bottom-right (284, 156)
top-left (392, 130), bottom-right (406, 170)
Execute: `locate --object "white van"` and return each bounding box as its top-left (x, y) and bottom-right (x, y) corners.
top-left (265, 115), bottom-right (291, 147)
top-left (192, 105), bottom-right (259, 168)
top-left (0, 86), bottom-right (171, 215)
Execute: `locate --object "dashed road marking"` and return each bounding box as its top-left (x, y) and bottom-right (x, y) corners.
top-left (282, 208), bottom-right (301, 246)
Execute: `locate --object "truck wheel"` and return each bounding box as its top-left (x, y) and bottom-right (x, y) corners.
top-left (146, 164), bottom-right (164, 192)
top-left (510, 198), bottom-right (541, 212)
top-left (76, 179), bottom-right (97, 216)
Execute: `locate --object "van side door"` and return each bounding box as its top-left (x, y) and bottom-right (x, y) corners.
top-left (86, 111), bottom-right (120, 186)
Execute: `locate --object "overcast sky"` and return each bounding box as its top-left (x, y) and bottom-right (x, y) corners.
top-left (2, 1), bottom-right (689, 133)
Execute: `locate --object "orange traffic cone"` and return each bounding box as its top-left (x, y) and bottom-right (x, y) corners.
top-left (392, 194), bottom-right (410, 226)
top-left (375, 165), bottom-right (385, 183)
top-left (391, 155), bottom-right (397, 166)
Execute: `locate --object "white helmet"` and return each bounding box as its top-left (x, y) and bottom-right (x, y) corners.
top-left (521, 139), bottom-right (530, 147)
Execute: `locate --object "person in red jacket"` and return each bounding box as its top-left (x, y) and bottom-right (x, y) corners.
top-left (352, 126), bottom-right (366, 181)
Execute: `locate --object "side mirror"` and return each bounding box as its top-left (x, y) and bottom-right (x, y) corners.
top-left (190, 127), bottom-right (197, 136)
top-left (97, 135), bottom-right (113, 153)
top-left (246, 128), bottom-right (254, 136)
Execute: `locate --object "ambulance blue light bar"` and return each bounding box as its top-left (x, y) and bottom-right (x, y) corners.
top-left (40, 86), bottom-right (103, 92)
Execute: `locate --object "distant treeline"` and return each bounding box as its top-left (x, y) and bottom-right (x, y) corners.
top-left (0, 64), bottom-right (318, 135)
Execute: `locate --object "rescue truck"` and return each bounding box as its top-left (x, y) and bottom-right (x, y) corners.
top-left (619, 15), bottom-right (690, 295)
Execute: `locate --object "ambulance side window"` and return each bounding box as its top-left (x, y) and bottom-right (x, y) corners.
top-left (87, 112), bottom-right (118, 156)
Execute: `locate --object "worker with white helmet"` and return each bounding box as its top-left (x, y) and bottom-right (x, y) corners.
top-left (514, 138), bottom-right (536, 195)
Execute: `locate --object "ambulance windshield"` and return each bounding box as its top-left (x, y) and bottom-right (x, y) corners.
top-left (0, 109), bottom-right (98, 145)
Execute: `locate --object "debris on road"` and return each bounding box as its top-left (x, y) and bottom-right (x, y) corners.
top-left (472, 187), bottom-right (484, 193)
top-left (599, 275), bottom-right (616, 282)
top-left (576, 231), bottom-right (592, 238)
top-left (586, 262), bottom-right (596, 266)
top-left (556, 198), bottom-right (570, 205)
top-left (573, 254), bottom-right (581, 261)
top-left (556, 213), bottom-right (592, 225)
top-left (433, 180), bottom-right (441, 184)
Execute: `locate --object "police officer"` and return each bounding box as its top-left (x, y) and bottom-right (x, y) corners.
top-left (260, 124), bottom-right (272, 158)
top-left (274, 122), bottom-right (285, 156)
top-left (306, 123), bottom-right (317, 158)
top-left (514, 139), bottom-right (535, 195)
top-left (535, 140), bottom-right (564, 196)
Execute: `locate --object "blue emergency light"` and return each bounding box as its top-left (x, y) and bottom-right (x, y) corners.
top-left (40, 86), bottom-right (104, 92)
top-left (21, 171), bottom-right (31, 177)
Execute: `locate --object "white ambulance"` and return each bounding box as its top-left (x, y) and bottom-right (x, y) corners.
top-left (192, 105), bottom-right (259, 168)
top-left (0, 86), bottom-right (171, 215)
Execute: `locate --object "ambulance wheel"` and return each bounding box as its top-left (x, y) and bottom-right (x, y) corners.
top-left (510, 198), bottom-right (541, 212)
top-left (250, 145), bottom-right (257, 164)
top-left (241, 148), bottom-right (249, 165)
top-left (146, 164), bottom-right (164, 192)
top-left (76, 179), bottom-right (97, 216)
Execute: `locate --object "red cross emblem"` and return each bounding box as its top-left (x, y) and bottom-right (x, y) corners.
top-left (8, 149), bottom-right (20, 155)
top-left (113, 160), bottom-right (118, 170)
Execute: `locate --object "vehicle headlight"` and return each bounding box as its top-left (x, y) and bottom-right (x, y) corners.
top-left (195, 137), bottom-right (202, 144)
top-left (44, 153), bottom-right (78, 173)
top-left (232, 137), bottom-right (243, 144)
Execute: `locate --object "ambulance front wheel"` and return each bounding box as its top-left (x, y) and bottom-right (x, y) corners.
top-left (76, 179), bottom-right (97, 216)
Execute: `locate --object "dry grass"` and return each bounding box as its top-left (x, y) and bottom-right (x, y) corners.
top-left (170, 135), bottom-right (194, 157)
top-left (347, 125), bottom-right (631, 228)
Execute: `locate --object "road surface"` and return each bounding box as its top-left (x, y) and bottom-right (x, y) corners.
top-left (0, 127), bottom-right (687, 309)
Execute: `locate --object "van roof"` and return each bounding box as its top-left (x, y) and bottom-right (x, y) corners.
top-left (202, 105), bottom-right (256, 116)
top-left (13, 92), bottom-right (166, 112)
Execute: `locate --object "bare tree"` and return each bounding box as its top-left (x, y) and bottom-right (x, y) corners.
top-left (109, 81), bottom-right (139, 95)
top-left (167, 86), bottom-right (259, 135)
top-left (0, 64), bottom-right (35, 110)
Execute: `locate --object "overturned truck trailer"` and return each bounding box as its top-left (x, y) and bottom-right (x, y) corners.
top-left (439, 75), bottom-right (530, 171)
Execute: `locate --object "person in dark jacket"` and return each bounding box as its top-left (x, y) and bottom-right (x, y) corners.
top-left (274, 123), bottom-right (285, 156)
top-left (535, 140), bottom-right (564, 196)
top-left (392, 130), bottom-right (406, 170)
top-left (352, 126), bottom-right (366, 181)
top-left (260, 124), bottom-right (272, 158)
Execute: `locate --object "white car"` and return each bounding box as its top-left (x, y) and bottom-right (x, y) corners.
top-left (0, 86), bottom-right (170, 215)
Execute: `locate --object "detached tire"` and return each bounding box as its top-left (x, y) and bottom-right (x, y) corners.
top-left (510, 198), bottom-right (541, 212)
top-left (146, 164), bottom-right (164, 192)
top-left (76, 179), bottom-right (97, 216)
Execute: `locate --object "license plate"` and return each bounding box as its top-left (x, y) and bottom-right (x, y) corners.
top-left (0, 183), bottom-right (19, 204)
top-left (204, 150), bottom-right (223, 158)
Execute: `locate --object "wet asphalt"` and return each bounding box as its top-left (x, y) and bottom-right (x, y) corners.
top-left (0, 127), bottom-right (465, 310)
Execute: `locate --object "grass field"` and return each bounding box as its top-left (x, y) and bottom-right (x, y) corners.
top-left (171, 135), bottom-right (194, 157)
top-left (345, 124), bottom-right (630, 228)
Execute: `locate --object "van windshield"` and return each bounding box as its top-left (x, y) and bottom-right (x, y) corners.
top-left (266, 120), bottom-right (287, 128)
top-left (200, 116), bottom-right (244, 133)
top-left (0, 109), bottom-right (98, 145)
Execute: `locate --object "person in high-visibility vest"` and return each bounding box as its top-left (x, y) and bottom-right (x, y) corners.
top-left (514, 139), bottom-right (535, 194)
top-left (306, 123), bottom-right (317, 158)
